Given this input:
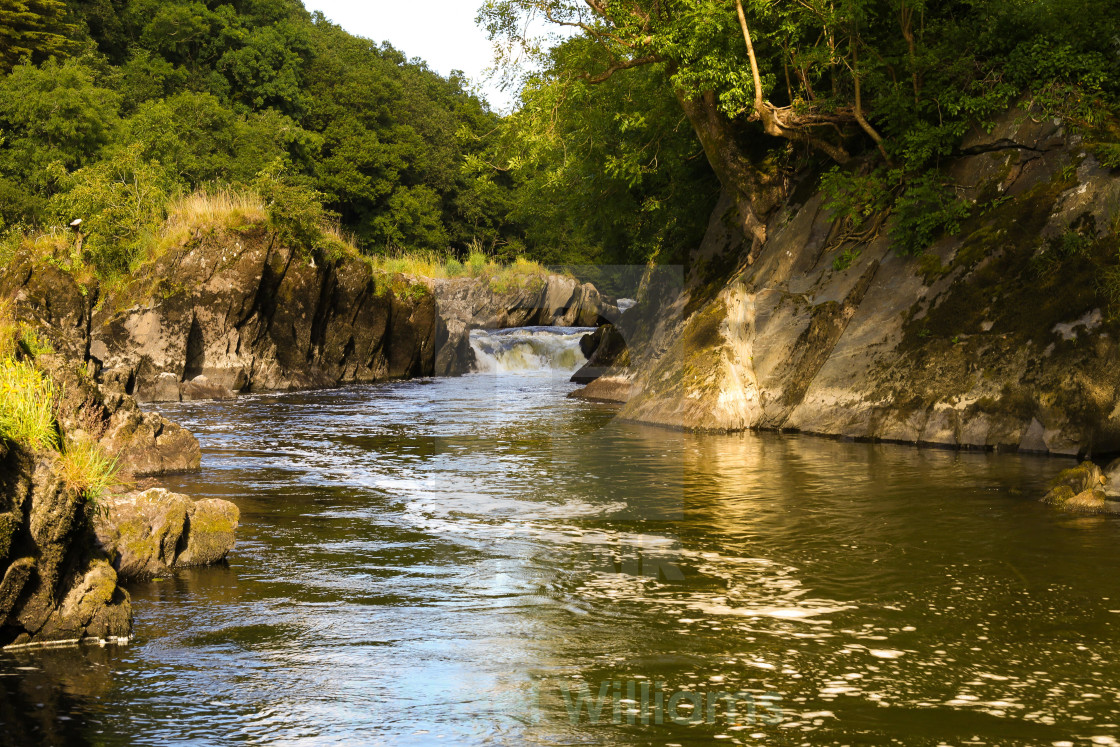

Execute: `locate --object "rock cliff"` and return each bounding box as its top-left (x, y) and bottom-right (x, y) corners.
top-left (0, 443), bottom-right (131, 648)
top-left (583, 107), bottom-right (1120, 459)
top-left (84, 228), bottom-right (441, 402)
top-left (0, 350), bottom-right (211, 647)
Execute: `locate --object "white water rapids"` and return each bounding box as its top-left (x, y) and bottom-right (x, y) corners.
top-left (469, 326), bottom-right (595, 374)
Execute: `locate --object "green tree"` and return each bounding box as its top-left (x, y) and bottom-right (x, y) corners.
top-left (482, 0), bottom-right (1120, 251)
top-left (500, 36), bottom-right (718, 265)
top-left (0, 58), bottom-right (120, 222)
top-left (0, 0), bottom-right (77, 72)
top-left (49, 143), bottom-right (176, 275)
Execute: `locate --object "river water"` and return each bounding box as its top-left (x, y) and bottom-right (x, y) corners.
top-left (2, 329), bottom-right (1120, 746)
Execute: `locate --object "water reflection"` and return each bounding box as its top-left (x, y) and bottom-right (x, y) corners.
top-left (1, 366), bottom-right (1118, 746)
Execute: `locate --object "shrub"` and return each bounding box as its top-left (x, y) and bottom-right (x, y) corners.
top-left (832, 247), bottom-right (862, 272)
top-left (0, 359), bottom-right (58, 451)
top-left (444, 258), bottom-right (465, 277)
top-left (18, 325), bottom-right (54, 357)
top-left (0, 301), bottom-right (18, 361)
top-left (821, 167), bottom-right (891, 231)
top-left (889, 174), bottom-right (971, 256)
top-left (467, 250), bottom-right (488, 276)
top-left (252, 159), bottom-right (333, 253)
top-left (48, 143), bottom-right (176, 278)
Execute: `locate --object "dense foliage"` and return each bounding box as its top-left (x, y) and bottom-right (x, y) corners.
top-left (483, 0), bottom-right (1120, 252)
top-left (498, 37), bottom-right (719, 266)
top-left (3, 0), bottom-right (1120, 279)
top-left (0, 0), bottom-right (521, 277)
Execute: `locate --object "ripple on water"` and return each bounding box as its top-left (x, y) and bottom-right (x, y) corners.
top-left (3, 366), bottom-right (1116, 746)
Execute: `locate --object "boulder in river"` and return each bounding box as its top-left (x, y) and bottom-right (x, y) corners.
top-left (1042, 461), bottom-right (1119, 514)
top-left (571, 324), bottom-right (628, 385)
top-left (94, 489), bottom-right (239, 581)
top-left (568, 375), bottom-right (634, 404)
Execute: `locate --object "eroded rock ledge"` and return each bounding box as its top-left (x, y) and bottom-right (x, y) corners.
top-left (0, 446), bottom-right (131, 649)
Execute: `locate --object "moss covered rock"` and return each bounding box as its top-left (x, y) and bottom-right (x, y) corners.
top-left (176, 498), bottom-right (239, 568)
top-left (0, 446), bottom-right (131, 648)
top-left (94, 489), bottom-right (238, 581)
top-left (1047, 461), bottom-right (1105, 498)
top-left (1042, 461), bottom-right (1120, 513)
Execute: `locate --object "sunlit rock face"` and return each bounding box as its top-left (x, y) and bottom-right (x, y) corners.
top-left (1, 230), bottom-right (441, 403)
top-left (598, 105), bottom-right (1120, 458)
top-left (86, 230), bottom-right (441, 401)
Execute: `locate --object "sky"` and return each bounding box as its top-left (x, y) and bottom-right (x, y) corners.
top-left (301, 1), bottom-right (518, 111)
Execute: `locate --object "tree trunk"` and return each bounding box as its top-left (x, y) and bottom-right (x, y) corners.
top-left (674, 89), bottom-right (784, 246)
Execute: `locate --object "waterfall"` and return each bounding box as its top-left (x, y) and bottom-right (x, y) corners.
top-left (469, 326), bottom-right (595, 374)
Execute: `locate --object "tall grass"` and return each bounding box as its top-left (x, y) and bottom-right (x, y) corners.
top-left (0, 304), bottom-right (120, 505)
top-left (137, 188), bottom-right (269, 268)
top-left (163, 189), bottom-right (267, 235)
top-left (58, 438), bottom-right (120, 509)
top-left (363, 248), bottom-right (548, 283)
top-left (2, 185), bottom-right (549, 290)
top-left (0, 359), bottom-right (59, 451)
top-left (0, 300), bottom-right (18, 361)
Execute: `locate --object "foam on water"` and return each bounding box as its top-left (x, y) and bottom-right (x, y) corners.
top-left (469, 326), bottom-right (595, 374)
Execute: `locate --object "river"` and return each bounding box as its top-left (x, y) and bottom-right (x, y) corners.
top-left (2, 328), bottom-right (1118, 746)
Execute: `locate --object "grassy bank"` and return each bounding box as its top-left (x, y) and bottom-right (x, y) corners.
top-left (1, 189), bottom-right (550, 300)
top-left (0, 302), bottom-right (119, 506)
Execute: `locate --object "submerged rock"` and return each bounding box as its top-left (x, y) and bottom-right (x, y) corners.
top-left (179, 375), bottom-right (236, 402)
top-left (569, 375), bottom-right (633, 404)
top-left (94, 489), bottom-right (239, 581)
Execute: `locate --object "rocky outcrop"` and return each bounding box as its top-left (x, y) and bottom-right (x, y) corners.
top-left (0, 333), bottom-right (203, 647)
top-left (40, 356), bottom-right (200, 478)
top-left (430, 273), bottom-right (612, 375)
top-left (94, 489), bottom-right (239, 580)
top-left (596, 106), bottom-right (1120, 458)
top-left (0, 445), bottom-right (131, 648)
top-left (571, 323), bottom-right (628, 384)
top-left (85, 229), bottom-right (440, 402)
top-left (569, 375), bottom-right (634, 404)
top-left (1043, 462), bottom-right (1120, 513)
